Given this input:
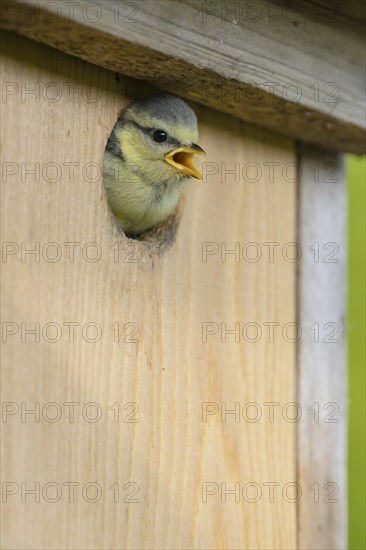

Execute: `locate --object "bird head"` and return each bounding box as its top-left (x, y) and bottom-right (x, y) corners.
top-left (110, 94), bottom-right (206, 182)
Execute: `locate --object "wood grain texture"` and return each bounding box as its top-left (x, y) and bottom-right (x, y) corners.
top-left (1, 33), bottom-right (298, 549)
top-left (306, 0), bottom-right (366, 23)
top-left (297, 146), bottom-right (347, 549)
top-left (1, 0), bottom-right (365, 155)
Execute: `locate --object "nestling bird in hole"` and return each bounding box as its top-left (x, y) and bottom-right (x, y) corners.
top-left (103, 93), bottom-right (206, 236)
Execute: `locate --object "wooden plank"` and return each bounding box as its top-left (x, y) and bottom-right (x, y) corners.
top-left (0, 0), bottom-right (365, 155)
top-left (1, 33), bottom-right (298, 549)
top-left (297, 146), bottom-right (347, 549)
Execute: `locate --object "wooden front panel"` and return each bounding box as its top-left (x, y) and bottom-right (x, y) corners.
top-left (1, 33), bottom-right (297, 549)
top-left (298, 147), bottom-right (347, 549)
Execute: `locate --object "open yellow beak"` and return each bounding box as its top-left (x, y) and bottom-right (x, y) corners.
top-left (164, 144), bottom-right (206, 180)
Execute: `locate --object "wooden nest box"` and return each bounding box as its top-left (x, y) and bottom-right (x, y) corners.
top-left (1, 1), bottom-right (365, 548)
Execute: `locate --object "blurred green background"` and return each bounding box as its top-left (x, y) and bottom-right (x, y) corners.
top-left (347, 155), bottom-right (366, 550)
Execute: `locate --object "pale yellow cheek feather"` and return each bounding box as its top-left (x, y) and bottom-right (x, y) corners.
top-left (115, 125), bottom-right (155, 162)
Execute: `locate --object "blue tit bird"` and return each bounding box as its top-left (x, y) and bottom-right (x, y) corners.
top-left (103, 93), bottom-right (206, 236)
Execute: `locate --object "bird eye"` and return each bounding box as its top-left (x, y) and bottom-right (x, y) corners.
top-left (152, 129), bottom-right (168, 143)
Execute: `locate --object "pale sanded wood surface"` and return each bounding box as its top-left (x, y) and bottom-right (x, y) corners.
top-left (1, 0), bottom-right (365, 154)
top-left (1, 33), bottom-right (298, 549)
top-left (297, 147), bottom-right (347, 549)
